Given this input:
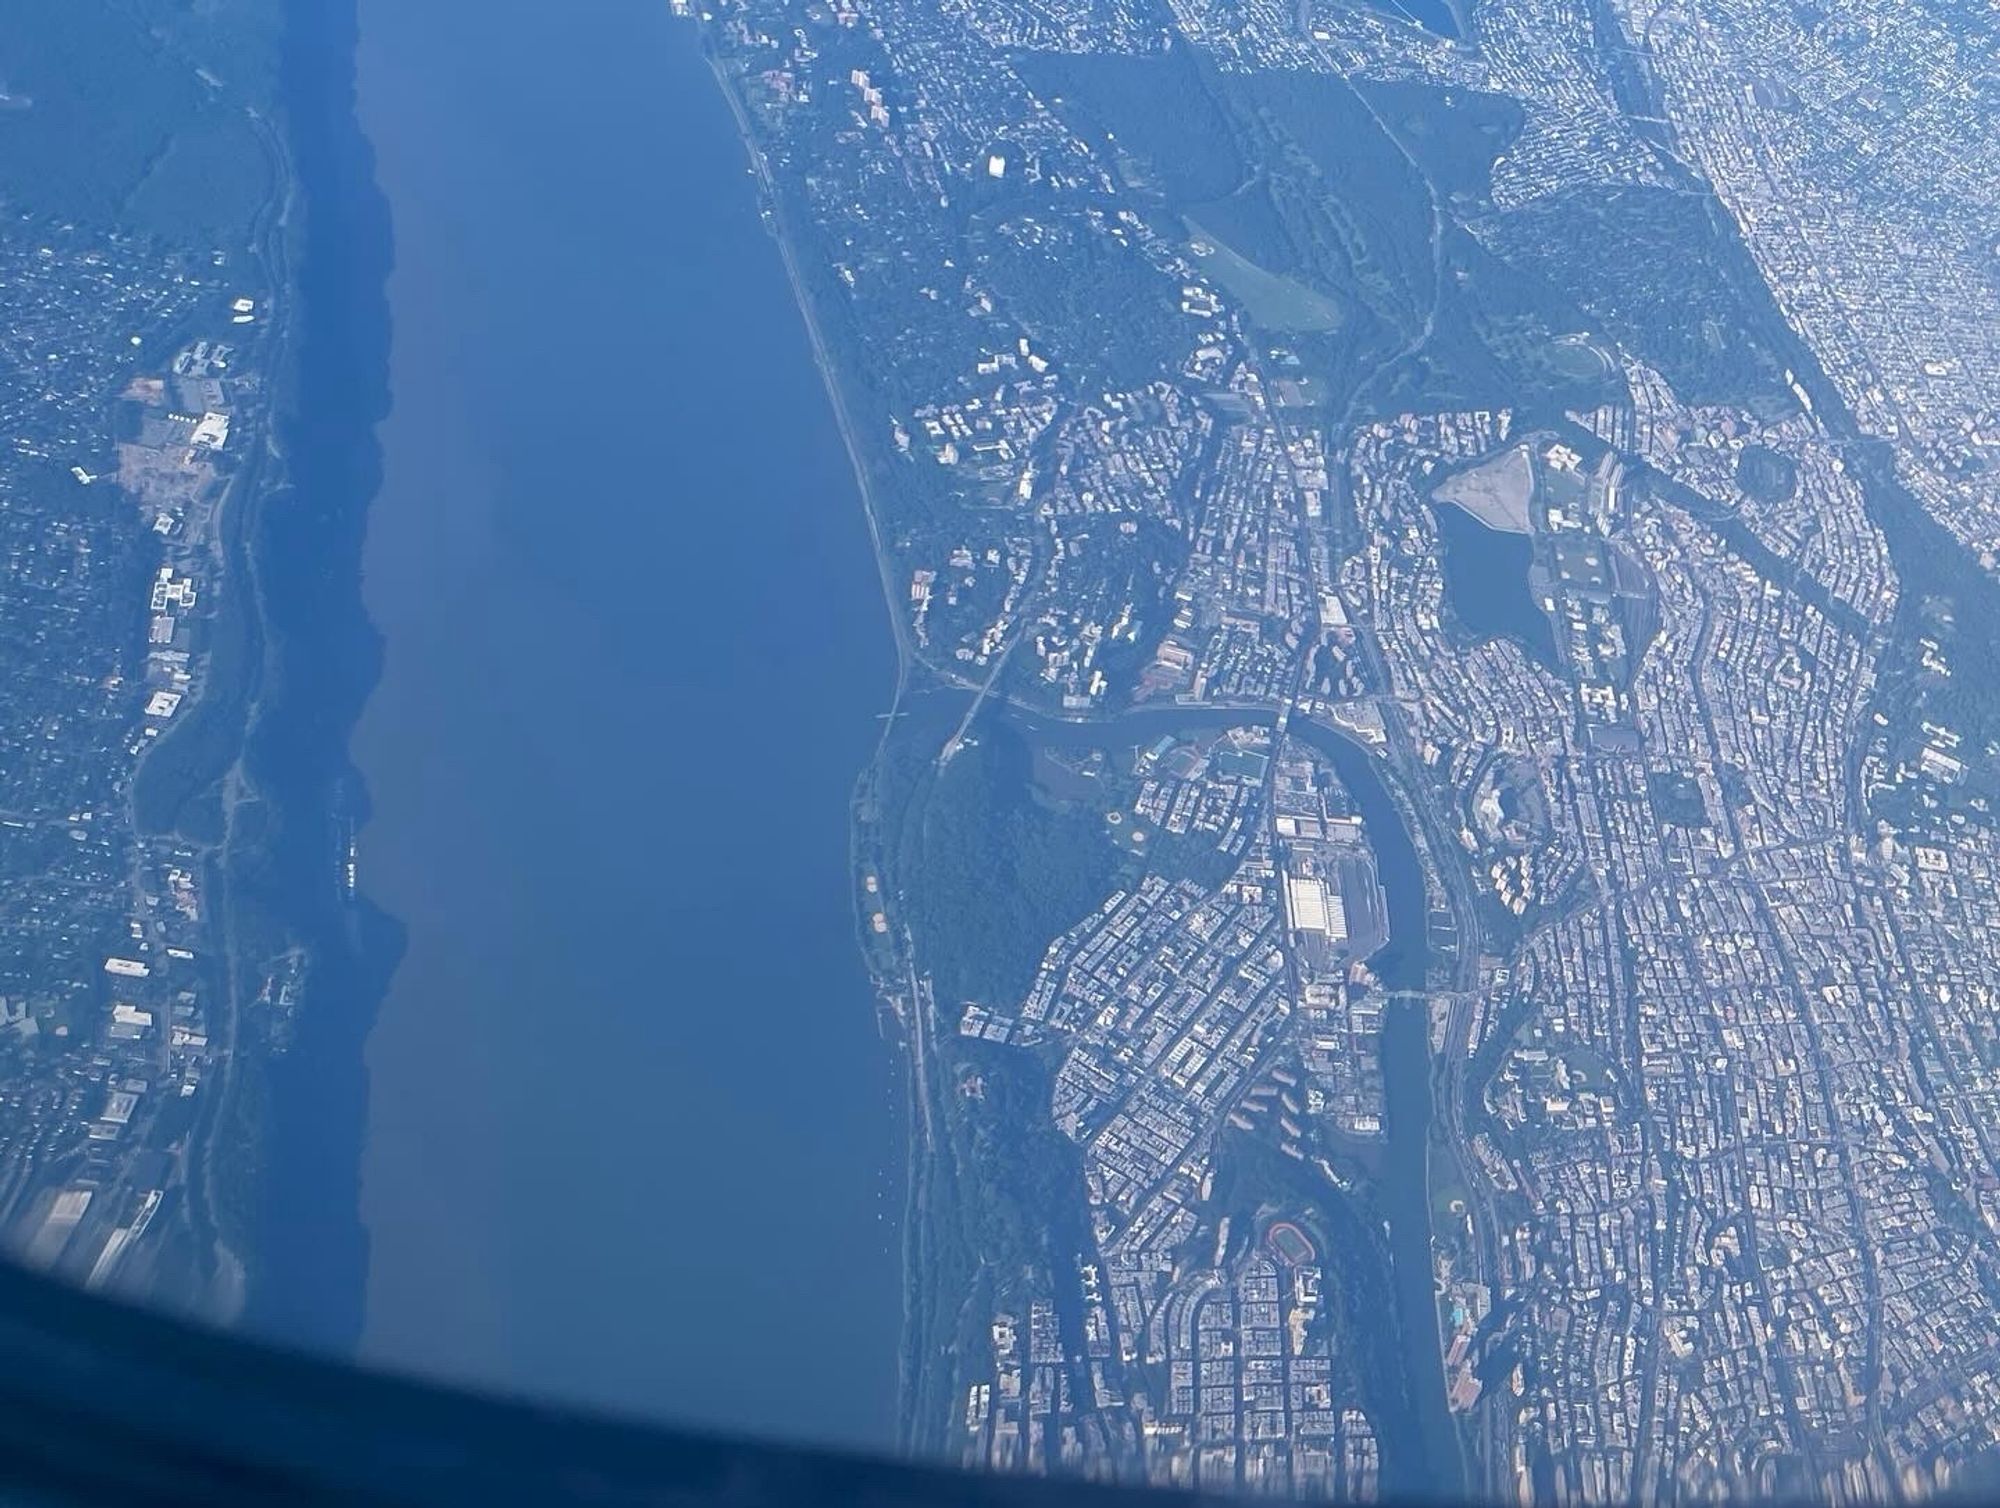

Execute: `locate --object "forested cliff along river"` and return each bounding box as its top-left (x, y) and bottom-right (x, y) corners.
top-left (346, 0), bottom-right (902, 1447)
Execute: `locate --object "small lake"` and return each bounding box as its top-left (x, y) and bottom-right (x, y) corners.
top-left (1433, 502), bottom-right (1561, 675)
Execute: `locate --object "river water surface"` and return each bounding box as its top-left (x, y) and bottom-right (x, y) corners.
top-left (349, 0), bottom-right (902, 1448)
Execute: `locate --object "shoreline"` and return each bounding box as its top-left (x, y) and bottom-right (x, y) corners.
top-left (698, 43), bottom-right (915, 700)
top-left (235, 0), bottom-right (403, 1358)
top-left (336, 7), bottom-right (902, 1442)
top-left (697, 33), bottom-right (936, 1449)
top-left (684, 25), bottom-right (1460, 1474)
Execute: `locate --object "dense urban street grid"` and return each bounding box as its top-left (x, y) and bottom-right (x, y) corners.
top-left (696, 0), bottom-right (2000, 1497)
top-left (0, 0), bottom-right (1998, 1502)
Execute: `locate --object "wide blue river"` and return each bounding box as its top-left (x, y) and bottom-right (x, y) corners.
top-left (345, 0), bottom-right (902, 1448)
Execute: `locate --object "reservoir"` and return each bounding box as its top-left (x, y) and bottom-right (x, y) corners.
top-left (1434, 501), bottom-right (1561, 675)
top-left (347, 0), bottom-right (902, 1449)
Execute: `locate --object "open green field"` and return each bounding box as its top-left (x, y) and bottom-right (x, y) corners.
top-left (1186, 213), bottom-right (1347, 333)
